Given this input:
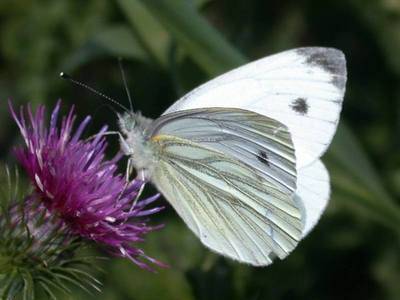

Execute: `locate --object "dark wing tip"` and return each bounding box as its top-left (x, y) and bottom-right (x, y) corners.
top-left (295, 47), bottom-right (347, 91)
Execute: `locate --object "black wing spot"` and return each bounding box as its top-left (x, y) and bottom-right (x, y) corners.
top-left (290, 98), bottom-right (309, 115)
top-left (257, 150), bottom-right (270, 166)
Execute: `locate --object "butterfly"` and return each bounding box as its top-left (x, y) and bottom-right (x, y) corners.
top-left (116, 47), bottom-right (347, 266)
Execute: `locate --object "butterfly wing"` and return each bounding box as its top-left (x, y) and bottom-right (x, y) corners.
top-left (163, 47), bottom-right (347, 169)
top-left (296, 159), bottom-right (330, 237)
top-left (150, 108), bottom-right (297, 194)
top-left (148, 108), bottom-right (302, 265)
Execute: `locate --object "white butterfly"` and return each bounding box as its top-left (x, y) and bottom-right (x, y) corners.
top-left (117, 47), bottom-right (347, 266)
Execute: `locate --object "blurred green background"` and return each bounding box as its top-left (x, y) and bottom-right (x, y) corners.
top-left (1, 0), bottom-right (400, 299)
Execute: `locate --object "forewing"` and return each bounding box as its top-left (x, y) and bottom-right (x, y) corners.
top-left (163, 47), bottom-right (347, 168)
top-left (148, 108), bottom-right (302, 265)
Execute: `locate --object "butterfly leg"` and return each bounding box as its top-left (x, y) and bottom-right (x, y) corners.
top-left (125, 156), bottom-right (134, 181)
top-left (129, 169), bottom-right (146, 212)
top-left (86, 131), bottom-right (135, 159)
top-left (122, 158), bottom-right (146, 212)
top-left (85, 130), bottom-right (123, 142)
top-left (116, 157), bottom-right (135, 207)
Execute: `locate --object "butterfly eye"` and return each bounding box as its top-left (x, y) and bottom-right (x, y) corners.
top-left (119, 114), bottom-right (136, 133)
top-left (128, 116), bottom-right (137, 130)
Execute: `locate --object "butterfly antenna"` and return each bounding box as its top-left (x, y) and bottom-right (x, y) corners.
top-left (118, 58), bottom-right (134, 112)
top-left (59, 72), bottom-right (129, 112)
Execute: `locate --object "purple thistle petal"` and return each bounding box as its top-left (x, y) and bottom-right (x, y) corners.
top-left (9, 101), bottom-right (164, 269)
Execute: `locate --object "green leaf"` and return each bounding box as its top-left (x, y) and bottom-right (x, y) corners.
top-left (90, 25), bottom-right (149, 61)
top-left (142, 220), bottom-right (205, 271)
top-left (109, 259), bottom-right (195, 300)
top-left (22, 272), bottom-right (34, 300)
top-left (349, 0), bottom-right (400, 75)
top-left (192, 0), bottom-right (212, 8)
top-left (327, 124), bottom-right (400, 232)
top-left (120, 0), bottom-right (246, 76)
top-left (38, 282), bottom-right (58, 300)
top-left (61, 25), bottom-right (149, 73)
top-left (1, 270), bottom-right (17, 299)
top-left (327, 123), bottom-right (392, 201)
top-left (116, 0), bottom-right (172, 67)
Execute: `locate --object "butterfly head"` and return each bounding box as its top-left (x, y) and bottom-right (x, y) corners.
top-left (118, 111), bottom-right (152, 137)
top-left (117, 112), bottom-right (154, 171)
top-left (118, 112), bottom-right (137, 136)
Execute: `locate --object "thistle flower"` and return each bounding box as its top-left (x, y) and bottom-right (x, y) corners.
top-left (9, 101), bottom-right (164, 270)
top-left (0, 169), bottom-right (100, 299)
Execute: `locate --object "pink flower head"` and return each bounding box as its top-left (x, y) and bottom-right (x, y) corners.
top-left (9, 100), bottom-right (165, 270)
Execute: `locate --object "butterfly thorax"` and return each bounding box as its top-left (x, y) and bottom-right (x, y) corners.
top-left (118, 112), bottom-right (156, 174)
